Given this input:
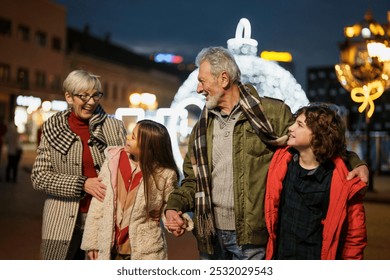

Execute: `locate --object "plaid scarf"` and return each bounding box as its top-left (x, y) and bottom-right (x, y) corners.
top-left (193, 83), bottom-right (288, 248)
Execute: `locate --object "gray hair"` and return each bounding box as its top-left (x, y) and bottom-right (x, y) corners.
top-left (63, 70), bottom-right (102, 94)
top-left (195, 47), bottom-right (241, 84)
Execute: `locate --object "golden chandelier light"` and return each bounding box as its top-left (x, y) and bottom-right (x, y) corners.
top-left (335, 10), bottom-right (390, 118)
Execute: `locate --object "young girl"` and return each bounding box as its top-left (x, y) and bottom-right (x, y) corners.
top-left (265, 104), bottom-right (367, 260)
top-left (81, 119), bottom-right (192, 260)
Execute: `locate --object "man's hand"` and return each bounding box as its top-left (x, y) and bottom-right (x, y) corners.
top-left (165, 210), bottom-right (186, 237)
top-left (347, 165), bottom-right (369, 183)
top-left (84, 177), bottom-right (106, 202)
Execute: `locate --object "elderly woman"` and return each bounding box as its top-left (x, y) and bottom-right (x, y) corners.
top-left (31, 70), bottom-right (127, 260)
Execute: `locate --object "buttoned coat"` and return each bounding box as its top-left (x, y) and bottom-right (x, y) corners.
top-left (31, 105), bottom-right (126, 259)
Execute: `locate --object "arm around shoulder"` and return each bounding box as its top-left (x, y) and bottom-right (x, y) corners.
top-left (345, 151), bottom-right (369, 183)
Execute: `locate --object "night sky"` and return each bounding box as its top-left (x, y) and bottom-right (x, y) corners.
top-left (54, 0), bottom-right (390, 90)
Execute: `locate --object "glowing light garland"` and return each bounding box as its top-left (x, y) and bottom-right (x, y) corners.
top-left (350, 81), bottom-right (384, 118)
top-left (335, 11), bottom-right (390, 118)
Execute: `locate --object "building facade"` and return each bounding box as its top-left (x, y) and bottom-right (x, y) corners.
top-left (0, 0), bottom-right (183, 143)
top-left (0, 0), bottom-right (66, 126)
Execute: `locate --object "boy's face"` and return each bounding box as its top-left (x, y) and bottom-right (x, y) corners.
top-left (287, 113), bottom-right (312, 150)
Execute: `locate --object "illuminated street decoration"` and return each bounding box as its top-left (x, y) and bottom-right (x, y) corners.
top-left (115, 99), bottom-right (204, 170)
top-left (335, 10), bottom-right (390, 118)
top-left (171, 18), bottom-right (309, 113)
top-left (129, 92), bottom-right (158, 110)
top-left (115, 107), bottom-right (145, 122)
top-left (14, 96), bottom-right (67, 135)
top-left (261, 51), bottom-right (293, 63)
top-left (335, 10), bottom-right (390, 191)
top-left (154, 53), bottom-right (184, 64)
top-left (350, 80), bottom-right (384, 117)
top-left (116, 18), bottom-right (309, 170)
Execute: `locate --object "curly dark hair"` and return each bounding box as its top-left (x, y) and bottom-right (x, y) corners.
top-left (294, 104), bottom-right (347, 163)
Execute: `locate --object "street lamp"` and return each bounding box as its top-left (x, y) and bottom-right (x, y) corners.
top-left (335, 10), bottom-right (390, 191)
top-left (129, 92), bottom-right (158, 110)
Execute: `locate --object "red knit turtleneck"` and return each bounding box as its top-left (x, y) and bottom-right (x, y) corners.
top-left (68, 112), bottom-right (97, 212)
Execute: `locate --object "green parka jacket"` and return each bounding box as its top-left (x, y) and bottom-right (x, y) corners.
top-left (166, 85), bottom-right (293, 254)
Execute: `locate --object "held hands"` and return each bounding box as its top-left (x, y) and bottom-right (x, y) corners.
top-left (84, 177), bottom-right (106, 202)
top-left (165, 210), bottom-right (187, 237)
top-left (347, 165), bottom-right (369, 184)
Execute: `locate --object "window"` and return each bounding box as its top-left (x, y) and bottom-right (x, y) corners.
top-left (48, 74), bottom-right (61, 91)
top-left (112, 84), bottom-right (118, 101)
top-left (52, 36), bottom-right (61, 51)
top-left (35, 31), bottom-right (47, 47)
top-left (122, 86), bottom-right (127, 101)
top-left (0, 63), bottom-right (11, 83)
top-left (338, 87), bottom-right (347, 94)
top-left (103, 82), bottom-right (109, 99)
top-left (17, 67), bottom-right (29, 90)
top-left (308, 89), bottom-right (316, 97)
top-left (318, 88), bottom-right (326, 96)
top-left (309, 72), bottom-right (317, 81)
top-left (318, 71), bottom-right (326, 79)
top-left (0, 17), bottom-right (12, 36)
top-left (36, 71), bottom-right (46, 88)
top-left (18, 24), bottom-right (30, 42)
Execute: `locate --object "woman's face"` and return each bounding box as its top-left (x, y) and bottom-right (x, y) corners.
top-left (65, 89), bottom-right (101, 120)
top-left (125, 125), bottom-right (140, 161)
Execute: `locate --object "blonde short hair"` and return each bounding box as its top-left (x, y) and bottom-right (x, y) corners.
top-left (63, 70), bottom-right (102, 94)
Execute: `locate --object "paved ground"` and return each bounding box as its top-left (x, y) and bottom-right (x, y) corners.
top-left (0, 145), bottom-right (389, 260)
top-left (0, 145), bottom-right (199, 260)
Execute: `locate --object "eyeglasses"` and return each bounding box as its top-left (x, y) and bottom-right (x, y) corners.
top-left (73, 92), bottom-right (104, 102)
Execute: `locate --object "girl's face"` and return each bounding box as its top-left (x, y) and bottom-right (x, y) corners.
top-left (125, 125), bottom-right (140, 161)
top-left (287, 113), bottom-right (312, 150)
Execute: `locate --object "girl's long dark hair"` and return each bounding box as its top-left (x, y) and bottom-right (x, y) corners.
top-left (135, 120), bottom-right (179, 212)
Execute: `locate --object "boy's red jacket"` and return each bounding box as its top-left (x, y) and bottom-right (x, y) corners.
top-left (265, 147), bottom-right (367, 260)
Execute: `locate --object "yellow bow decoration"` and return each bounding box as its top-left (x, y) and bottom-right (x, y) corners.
top-left (350, 81), bottom-right (384, 118)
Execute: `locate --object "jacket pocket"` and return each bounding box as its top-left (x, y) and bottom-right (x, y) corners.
top-left (134, 222), bottom-right (164, 255)
top-left (245, 126), bottom-right (271, 157)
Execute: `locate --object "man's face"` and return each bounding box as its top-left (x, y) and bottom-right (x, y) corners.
top-left (196, 61), bottom-right (224, 110)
